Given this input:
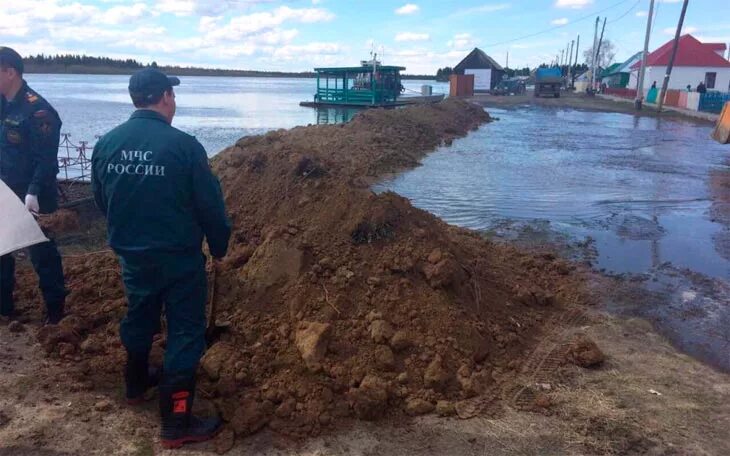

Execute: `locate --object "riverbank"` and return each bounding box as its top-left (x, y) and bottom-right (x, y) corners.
top-left (2, 100), bottom-right (729, 455)
top-left (470, 91), bottom-right (719, 124)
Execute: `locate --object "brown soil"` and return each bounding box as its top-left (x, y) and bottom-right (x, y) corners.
top-left (12, 99), bottom-right (594, 447)
top-left (37, 209), bottom-right (81, 237)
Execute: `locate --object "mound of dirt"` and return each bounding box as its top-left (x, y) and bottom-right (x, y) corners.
top-left (15, 99), bottom-right (592, 443)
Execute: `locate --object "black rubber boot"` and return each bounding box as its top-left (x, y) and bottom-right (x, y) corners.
top-left (159, 373), bottom-right (221, 449)
top-left (45, 302), bottom-right (65, 325)
top-left (125, 352), bottom-right (162, 405)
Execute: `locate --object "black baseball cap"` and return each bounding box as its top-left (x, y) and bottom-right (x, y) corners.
top-left (0, 46), bottom-right (23, 74)
top-left (128, 68), bottom-right (180, 100)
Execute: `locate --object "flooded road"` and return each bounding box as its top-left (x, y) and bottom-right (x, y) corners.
top-left (377, 105), bottom-right (730, 371)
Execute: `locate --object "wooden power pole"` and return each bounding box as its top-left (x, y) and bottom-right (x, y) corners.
top-left (635, 0), bottom-right (656, 110)
top-left (657, 0), bottom-right (689, 111)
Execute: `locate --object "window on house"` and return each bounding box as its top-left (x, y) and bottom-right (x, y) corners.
top-left (704, 72), bottom-right (716, 89)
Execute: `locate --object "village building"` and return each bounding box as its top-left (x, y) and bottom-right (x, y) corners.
top-left (453, 48), bottom-right (505, 92)
top-left (602, 51), bottom-right (643, 89)
top-left (631, 34), bottom-right (730, 92)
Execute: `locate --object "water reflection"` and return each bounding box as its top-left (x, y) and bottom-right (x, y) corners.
top-left (315, 107), bottom-right (361, 125)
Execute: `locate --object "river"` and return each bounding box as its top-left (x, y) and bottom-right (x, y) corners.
top-left (24, 73), bottom-right (448, 156)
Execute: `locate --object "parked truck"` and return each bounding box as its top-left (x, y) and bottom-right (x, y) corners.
top-left (534, 67), bottom-right (563, 98)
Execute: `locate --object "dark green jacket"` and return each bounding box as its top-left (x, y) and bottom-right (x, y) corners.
top-left (0, 80), bottom-right (61, 212)
top-left (91, 110), bottom-right (231, 258)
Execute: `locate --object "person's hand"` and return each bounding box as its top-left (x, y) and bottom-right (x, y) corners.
top-left (25, 194), bottom-right (40, 216)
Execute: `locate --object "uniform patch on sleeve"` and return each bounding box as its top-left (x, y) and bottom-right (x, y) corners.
top-left (26, 92), bottom-right (39, 103)
top-left (39, 121), bottom-right (53, 136)
top-left (6, 129), bottom-right (22, 144)
top-left (33, 110), bottom-right (49, 118)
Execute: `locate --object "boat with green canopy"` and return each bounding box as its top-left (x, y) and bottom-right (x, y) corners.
top-left (300, 59), bottom-right (444, 108)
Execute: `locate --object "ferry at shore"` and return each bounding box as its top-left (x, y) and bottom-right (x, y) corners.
top-left (300, 59), bottom-right (445, 108)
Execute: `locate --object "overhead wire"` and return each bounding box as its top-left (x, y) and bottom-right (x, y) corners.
top-left (482, 0), bottom-right (632, 48)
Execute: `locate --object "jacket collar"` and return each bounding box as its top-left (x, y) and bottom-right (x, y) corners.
top-left (130, 109), bottom-right (170, 124)
top-left (4, 80), bottom-right (28, 106)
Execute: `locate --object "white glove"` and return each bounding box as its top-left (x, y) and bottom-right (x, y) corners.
top-left (25, 194), bottom-right (40, 215)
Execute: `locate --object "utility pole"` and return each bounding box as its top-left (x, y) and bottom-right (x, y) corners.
top-left (594, 17), bottom-right (607, 90)
top-left (635, 0), bottom-right (655, 110)
top-left (568, 39), bottom-right (575, 88)
top-left (506, 51), bottom-right (509, 69)
top-left (573, 34), bottom-right (580, 88)
top-left (591, 17), bottom-right (599, 92)
top-left (657, 0), bottom-right (689, 111)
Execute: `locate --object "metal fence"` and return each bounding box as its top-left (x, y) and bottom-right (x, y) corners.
top-left (58, 133), bottom-right (95, 182)
top-left (699, 92), bottom-right (730, 114)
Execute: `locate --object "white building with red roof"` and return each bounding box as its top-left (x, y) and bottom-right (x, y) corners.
top-left (631, 34), bottom-right (730, 92)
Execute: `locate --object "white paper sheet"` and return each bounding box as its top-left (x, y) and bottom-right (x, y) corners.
top-left (0, 180), bottom-right (48, 256)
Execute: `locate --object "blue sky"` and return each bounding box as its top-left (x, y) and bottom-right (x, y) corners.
top-left (1, 0), bottom-right (728, 74)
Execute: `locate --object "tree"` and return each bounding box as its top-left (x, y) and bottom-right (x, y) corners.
top-left (583, 39), bottom-right (616, 69)
top-left (435, 67), bottom-right (453, 81)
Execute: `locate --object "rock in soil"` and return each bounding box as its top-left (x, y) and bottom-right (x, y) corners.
top-left (566, 333), bottom-right (606, 368)
top-left (8, 321), bottom-right (25, 333)
top-left (436, 400), bottom-right (456, 417)
top-left (295, 321), bottom-right (331, 372)
top-left (405, 398), bottom-right (435, 416)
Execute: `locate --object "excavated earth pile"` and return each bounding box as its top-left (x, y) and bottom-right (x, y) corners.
top-left (15, 99), bottom-right (591, 441)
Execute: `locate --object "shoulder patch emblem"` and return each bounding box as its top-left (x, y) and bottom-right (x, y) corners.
top-left (6, 129), bottom-right (22, 144)
top-left (26, 92), bottom-right (39, 103)
top-left (34, 110), bottom-right (49, 118)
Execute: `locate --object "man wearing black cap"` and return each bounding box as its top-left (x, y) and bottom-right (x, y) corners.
top-left (91, 68), bottom-right (231, 449)
top-left (0, 46), bottom-right (66, 324)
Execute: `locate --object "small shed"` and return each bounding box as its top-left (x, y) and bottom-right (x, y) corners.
top-left (454, 48), bottom-right (504, 92)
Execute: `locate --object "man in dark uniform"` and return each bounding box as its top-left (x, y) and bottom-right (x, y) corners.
top-left (0, 46), bottom-right (66, 324)
top-left (91, 68), bottom-right (231, 449)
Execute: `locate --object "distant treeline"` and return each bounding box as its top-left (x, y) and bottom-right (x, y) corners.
top-left (435, 66), bottom-right (534, 82)
top-left (434, 63), bottom-right (594, 82)
top-left (22, 54), bottom-right (433, 79)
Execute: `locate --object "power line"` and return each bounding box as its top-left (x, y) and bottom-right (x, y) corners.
top-left (608, 0), bottom-right (642, 24)
top-left (482, 0), bottom-right (632, 48)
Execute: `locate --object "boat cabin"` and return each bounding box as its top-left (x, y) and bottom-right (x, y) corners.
top-left (305, 63), bottom-right (406, 107)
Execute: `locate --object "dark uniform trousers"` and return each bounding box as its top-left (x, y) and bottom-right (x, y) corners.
top-left (119, 250), bottom-right (207, 376)
top-left (1, 81), bottom-right (66, 318)
top-left (0, 238), bottom-right (65, 317)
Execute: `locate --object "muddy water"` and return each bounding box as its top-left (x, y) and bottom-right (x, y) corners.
top-left (377, 105), bottom-right (730, 371)
top-left (377, 106), bottom-right (730, 278)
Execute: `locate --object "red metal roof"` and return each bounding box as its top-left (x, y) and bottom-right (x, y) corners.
top-left (631, 34), bottom-right (730, 69)
top-left (704, 43), bottom-right (727, 52)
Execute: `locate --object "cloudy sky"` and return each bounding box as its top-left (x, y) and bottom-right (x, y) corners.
top-left (1, 0), bottom-right (728, 74)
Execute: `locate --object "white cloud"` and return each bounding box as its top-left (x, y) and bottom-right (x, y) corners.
top-left (272, 42), bottom-right (343, 60)
top-left (663, 26), bottom-right (697, 35)
top-left (636, 11), bottom-right (647, 17)
top-left (99, 3), bottom-right (155, 25)
top-left (395, 4), bottom-right (419, 15)
top-left (395, 32), bottom-right (430, 42)
top-left (555, 0), bottom-right (593, 9)
top-left (450, 3), bottom-right (510, 17)
top-left (551, 17), bottom-right (569, 26)
top-left (206, 7), bottom-right (334, 41)
top-left (448, 33), bottom-right (476, 50)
